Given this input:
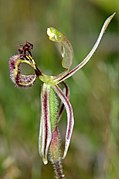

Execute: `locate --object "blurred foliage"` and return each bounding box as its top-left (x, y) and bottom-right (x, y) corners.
top-left (0, 0), bottom-right (119, 178)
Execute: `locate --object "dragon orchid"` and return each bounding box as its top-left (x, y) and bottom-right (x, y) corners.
top-left (9, 13), bottom-right (115, 178)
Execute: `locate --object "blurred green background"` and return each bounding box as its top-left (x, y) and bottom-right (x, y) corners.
top-left (0, 0), bottom-right (119, 178)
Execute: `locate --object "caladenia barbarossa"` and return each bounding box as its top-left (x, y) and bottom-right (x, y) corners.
top-left (9, 13), bottom-right (115, 179)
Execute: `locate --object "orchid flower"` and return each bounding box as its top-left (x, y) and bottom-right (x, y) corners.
top-left (9, 13), bottom-right (115, 178)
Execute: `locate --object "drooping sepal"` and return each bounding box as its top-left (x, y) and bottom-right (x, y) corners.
top-left (38, 83), bottom-right (52, 164)
top-left (47, 27), bottom-right (73, 70)
top-left (57, 82), bottom-right (70, 122)
top-left (53, 85), bottom-right (74, 159)
top-left (9, 54), bottom-right (37, 87)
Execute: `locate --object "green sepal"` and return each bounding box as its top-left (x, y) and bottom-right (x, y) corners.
top-left (47, 27), bottom-right (73, 70)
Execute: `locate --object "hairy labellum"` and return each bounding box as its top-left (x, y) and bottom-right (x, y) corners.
top-left (9, 55), bottom-right (36, 87)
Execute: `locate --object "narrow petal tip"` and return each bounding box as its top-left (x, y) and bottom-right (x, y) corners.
top-left (62, 140), bottom-right (71, 159)
top-left (43, 158), bottom-right (48, 165)
top-left (103, 12), bottom-right (116, 31)
top-left (110, 12), bottom-right (116, 18)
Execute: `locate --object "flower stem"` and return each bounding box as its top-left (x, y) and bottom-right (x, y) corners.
top-left (53, 160), bottom-right (65, 179)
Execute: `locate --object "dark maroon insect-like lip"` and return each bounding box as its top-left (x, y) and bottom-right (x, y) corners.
top-left (9, 54), bottom-right (37, 87)
top-left (18, 41), bottom-right (33, 57)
